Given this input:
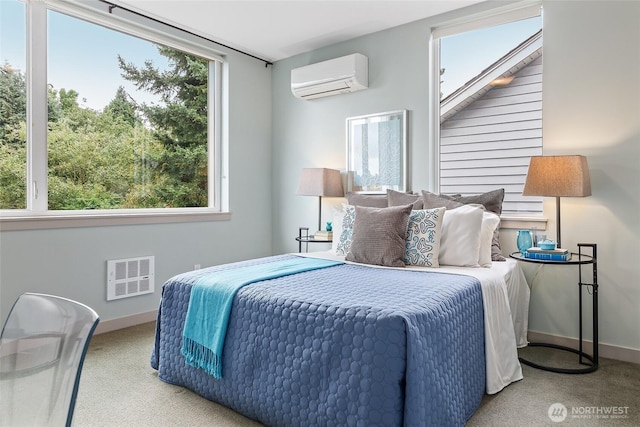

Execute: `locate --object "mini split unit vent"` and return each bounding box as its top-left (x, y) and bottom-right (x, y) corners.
top-left (291, 53), bottom-right (368, 100)
top-left (106, 256), bottom-right (154, 301)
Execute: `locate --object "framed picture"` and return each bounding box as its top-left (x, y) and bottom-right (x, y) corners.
top-left (346, 110), bottom-right (407, 193)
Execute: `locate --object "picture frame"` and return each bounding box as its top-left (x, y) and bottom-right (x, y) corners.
top-left (346, 109), bottom-right (407, 193)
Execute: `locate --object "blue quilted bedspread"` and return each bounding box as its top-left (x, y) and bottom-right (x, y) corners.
top-left (151, 255), bottom-right (485, 426)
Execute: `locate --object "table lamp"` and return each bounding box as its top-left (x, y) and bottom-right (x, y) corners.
top-left (297, 168), bottom-right (344, 233)
top-left (522, 155), bottom-right (591, 248)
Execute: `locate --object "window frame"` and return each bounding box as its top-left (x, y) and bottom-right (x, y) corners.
top-left (1, 0), bottom-right (227, 230)
top-left (428, 0), bottom-right (545, 226)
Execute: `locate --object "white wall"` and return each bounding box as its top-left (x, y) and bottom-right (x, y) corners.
top-left (272, 1), bottom-right (640, 356)
top-left (0, 49), bottom-right (273, 327)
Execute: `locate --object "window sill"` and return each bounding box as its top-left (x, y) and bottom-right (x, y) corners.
top-left (499, 215), bottom-right (547, 230)
top-left (0, 209), bottom-right (231, 231)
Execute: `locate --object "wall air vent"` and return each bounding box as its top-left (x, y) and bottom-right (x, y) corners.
top-left (106, 256), bottom-right (154, 301)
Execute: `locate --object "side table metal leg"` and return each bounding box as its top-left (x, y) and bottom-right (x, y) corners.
top-left (592, 245), bottom-right (599, 365)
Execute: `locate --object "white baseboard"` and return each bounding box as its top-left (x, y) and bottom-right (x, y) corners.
top-left (94, 310), bottom-right (157, 335)
top-left (527, 330), bottom-right (640, 365)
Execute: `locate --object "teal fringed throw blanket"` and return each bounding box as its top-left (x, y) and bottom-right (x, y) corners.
top-left (181, 256), bottom-right (343, 378)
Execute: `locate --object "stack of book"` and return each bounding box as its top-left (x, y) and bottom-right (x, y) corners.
top-left (524, 246), bottom-right (571, 261)
top-left (313, 230), bottom-right (333, 240)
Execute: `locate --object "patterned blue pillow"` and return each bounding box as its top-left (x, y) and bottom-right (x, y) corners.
top-left (335, 205), bottom-right (356, 255)
top-left (404, 207), bottom-right (445, 267)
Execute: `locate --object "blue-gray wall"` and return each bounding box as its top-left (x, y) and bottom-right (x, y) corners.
top-left (0, 50), bottom-right (273, 326)
top-left (271, 1), bottom-right (640, 356)
top-left (1, 0), bottom-right (638, 358)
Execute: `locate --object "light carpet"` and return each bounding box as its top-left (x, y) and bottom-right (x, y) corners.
top-left (73, 322), bottom-right (640, 426)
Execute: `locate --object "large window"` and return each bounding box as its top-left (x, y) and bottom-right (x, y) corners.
top-left (433, 4), bottom-right (543, 216)
top-left (0, 0), bottom-right (222, 214)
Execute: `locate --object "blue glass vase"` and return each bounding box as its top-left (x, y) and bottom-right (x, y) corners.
top-left (517, 230), bottom-right (533, 254)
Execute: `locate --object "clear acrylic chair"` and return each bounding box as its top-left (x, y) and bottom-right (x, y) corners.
top-left (0, 293), bottom-right (99, 427)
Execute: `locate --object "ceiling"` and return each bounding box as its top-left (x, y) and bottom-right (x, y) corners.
top-left (115, 1), bottom-right (485, 62)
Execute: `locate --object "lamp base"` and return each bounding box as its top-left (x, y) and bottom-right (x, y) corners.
top-left (317, 196), bottom-right (323, 233)
top-left (555, 196), bottom-right (562, 249)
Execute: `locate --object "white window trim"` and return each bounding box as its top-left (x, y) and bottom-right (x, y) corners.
top-left (432, 1), bottom-right (542, 39)
top-left (27, 0), bottom-right (48, 212)
top-left (427, 0), bottom-right (544, 228)
top-left (47, 0), bottom-right (225, 62)
top-left (0, 210), bottom-right (232, 231)
top-left (1, 0), bottom-right (228, 229)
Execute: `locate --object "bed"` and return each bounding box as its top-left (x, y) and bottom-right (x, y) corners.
top-left (151, 193), bottom-right (530, 426)
top-left (151, 253), bottom-right (528, 426)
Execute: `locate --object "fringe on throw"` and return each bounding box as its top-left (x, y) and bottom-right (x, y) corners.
top-left (181, 337), bottom-right (222, 379)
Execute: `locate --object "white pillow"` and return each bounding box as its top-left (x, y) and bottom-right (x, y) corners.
top-left (479, 211), bottom-right (501, 267)
top-left (438, 204), bottom-right (484, 267)
top-left (335, 204), bottom-right (356, 255)
top-left (404, 207), bottom-right (445, 267)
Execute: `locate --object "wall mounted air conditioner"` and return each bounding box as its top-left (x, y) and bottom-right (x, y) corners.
top-left (291, 53), bottom-right (368, 100)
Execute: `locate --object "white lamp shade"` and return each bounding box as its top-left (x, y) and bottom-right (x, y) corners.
top-left (296, 168), bottom-right (344, 197)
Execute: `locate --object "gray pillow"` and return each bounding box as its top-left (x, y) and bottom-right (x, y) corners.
top-left (345, 192), bottom-right (388, 208)
top-left (346, 204), bottom-right (412, 267)
top-left (421, 190), bottom-right (506, 261)
top-left (387, 189), bottom-right (423, 209)
top-left (421, 190), bottom-right (464, 210)
top-left (451, 188), bottom-right (504, 216)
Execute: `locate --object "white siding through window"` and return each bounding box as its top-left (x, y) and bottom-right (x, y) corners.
top-left (440, 56), bottom-right (543, 215)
